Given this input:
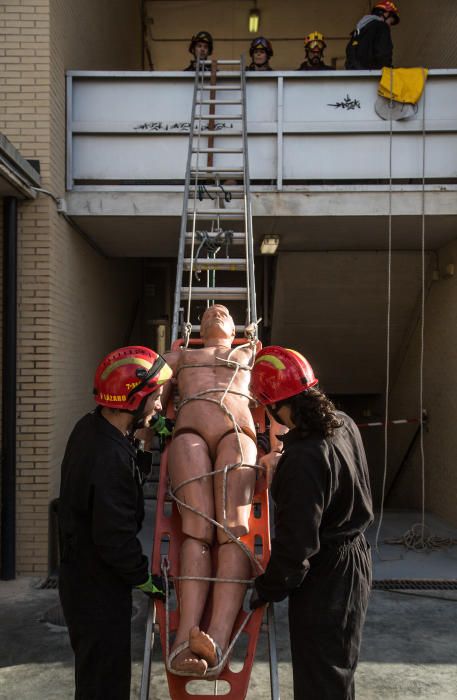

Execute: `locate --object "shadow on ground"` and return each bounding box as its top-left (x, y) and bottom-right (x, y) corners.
top-left (1, 576), bottom-right (457, 699)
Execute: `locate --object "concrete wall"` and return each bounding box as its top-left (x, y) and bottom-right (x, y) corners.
top-left (0, 0), bottom-right (142, 575)
top-left (388, 238), bottom-right (457, 527)
top-left (146, 0), bottom-right (457, 70)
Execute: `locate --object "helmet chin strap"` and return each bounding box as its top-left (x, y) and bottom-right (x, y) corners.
top-left (268, 404), bottom-right (289, 427)
top-left (122, 394), bottom-right (151, 435)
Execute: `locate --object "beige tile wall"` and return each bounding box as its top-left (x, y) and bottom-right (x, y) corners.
top-left (0, 0), bottom-right (142, 575)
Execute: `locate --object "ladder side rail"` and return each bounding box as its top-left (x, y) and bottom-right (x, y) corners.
top-left (241, 54), bottom-right (257, 328)
top-left (171, 59), bottom-right (203, 343)
top-left (267, 604), bottom-right (281, 700)
top-left (185, 60), bottom-right (211, 328)
top-left (139, 601), bottom-right (157, 700)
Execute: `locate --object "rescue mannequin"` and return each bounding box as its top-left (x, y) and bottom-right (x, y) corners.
top-left (58, 346), bottom-right (172, 700)
top-left (185, 30), bottom-right (213, 71)
top-left (163, 305), bottom-right (282, 677)
top-left (247, 36), bottom-right (273, 71)
top-left (346, 1), bottom-right (400, 70)
top-left (250, 346), bottom-right (373, 699)
top-left (298, 31), bottom-right (334, 71)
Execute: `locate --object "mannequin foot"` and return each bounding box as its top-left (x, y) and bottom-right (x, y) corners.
top-left (189, 626), bottom-right (219, 667)
top-left (169, 643), bottom-right (207, 676)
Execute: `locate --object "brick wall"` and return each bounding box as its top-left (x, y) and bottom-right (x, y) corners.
top-left (1, 0), bottom-right (142, 575)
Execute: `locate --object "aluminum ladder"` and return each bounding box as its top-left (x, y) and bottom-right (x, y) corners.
top-left (171, 55), bottom-right (257, 344)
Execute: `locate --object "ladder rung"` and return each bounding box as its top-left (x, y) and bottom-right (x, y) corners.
top-left (200, 85), bottom-right (241, 91)
top-left (181, 287), bottom-right (248, 301)
top-left (194, 130), bottom-right (243, 136)
top-left (192, 147), bottom-right (243, 153)
top-left (185, 232), bottom-right (246, 243)
top-left (188, 208), bottom-right (244, 215)
top-left (188, 212), bottom-right (245, 221)
top-left (191, 167), bottom-right (244, 173)
top-left (197, 100), bottom-right (242, 105)
top-left (191, 323), bottom-right (245, 333)
top-left (197, 114), bottom-right (243, 119)
top-left (189, 185), bottom-right (244, 192)
top-left (183, 258), bottom-right (247, 271)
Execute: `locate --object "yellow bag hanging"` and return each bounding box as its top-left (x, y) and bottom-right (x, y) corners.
top-left (378, 67), bottom-right (429, 105)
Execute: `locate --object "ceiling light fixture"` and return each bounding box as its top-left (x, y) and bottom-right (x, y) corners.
top-left (260, 235), bottom-right (279, 255)
top-left (249, 3), bottom-right (260, 34)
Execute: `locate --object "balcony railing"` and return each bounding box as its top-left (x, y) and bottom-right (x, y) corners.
top-left (66, 69), bottom-right (457, 191)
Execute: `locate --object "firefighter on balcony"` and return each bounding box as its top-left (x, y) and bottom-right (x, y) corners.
top-left (247, 36), bottom-right (274, 71)
top-left (249, 346), bottom-right (373, 700)
top-left (185, 30), bottom-right (213, 71)
top-left (297, 31), bottom-right (334, 71)
top-left (346, 1), bottom-right (400, 70)
top-left (58, 346), bottom-right (172, 700)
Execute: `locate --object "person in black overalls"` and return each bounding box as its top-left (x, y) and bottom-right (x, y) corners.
top-left (184, 31), bottom-right (213, 71)
top-left (58, 346), bottom-right (172, 700)
top-left (249, 346), bottom-right (373, 700)
top-left (345, 1), bottom-right (400, 70)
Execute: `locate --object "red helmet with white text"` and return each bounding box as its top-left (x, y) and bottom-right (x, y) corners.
top-left (250, 346), bottom-right (318, 406)
top-left (373, 1), bottom-right (400, 24)
top-left (93, 346), bottom-right (172, 411)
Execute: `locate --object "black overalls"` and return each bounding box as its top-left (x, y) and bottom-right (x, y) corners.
top-left (345, 18), bottom-right (393, 70)
top-left (58, 408), bottom-right (149, 700)
top-left (255, 412), bottom-right (373, 699)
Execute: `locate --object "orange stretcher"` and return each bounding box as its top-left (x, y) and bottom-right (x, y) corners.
top-left (140, 341), bottom-right (280, 700)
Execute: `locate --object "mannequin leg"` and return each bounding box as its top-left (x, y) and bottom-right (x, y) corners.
top-left (189, 434), bottom-right (257, 666)
top-left (167, 434), bottom-right (215, 674)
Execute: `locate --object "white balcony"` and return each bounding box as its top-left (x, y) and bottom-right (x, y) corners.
top-left (65, 69), bottom-right (457, 258)
top-left (67, 69), bottom-right (457, 189)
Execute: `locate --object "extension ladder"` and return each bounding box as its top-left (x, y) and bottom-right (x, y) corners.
top-left (171, 55), bottom-right (257, 343)
top-left (140, 56), bottom-right (280, 700)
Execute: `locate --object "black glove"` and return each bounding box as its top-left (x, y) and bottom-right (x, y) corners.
top-left (136, 573), bottom-right (166, 602)
top-left (249, 587), bottom-right (268, 610)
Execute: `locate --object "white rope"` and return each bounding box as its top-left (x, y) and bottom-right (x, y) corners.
top-left (185, 61), bottom-right (207, 346)
top-left (374, 67), bottom-right (394, 558)
top-left (376, 74), bottom-right (440, 554)
top-left (419, 74), bottom-right (427, 544)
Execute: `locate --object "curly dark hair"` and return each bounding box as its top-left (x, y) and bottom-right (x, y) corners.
top-left (277, 388), bottom-right (343, 439)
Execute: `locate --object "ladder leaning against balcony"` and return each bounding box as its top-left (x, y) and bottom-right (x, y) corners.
top-left (171, 55), bottom-right (257, 344)
top-left (139, 57), bottom-right (280, 700)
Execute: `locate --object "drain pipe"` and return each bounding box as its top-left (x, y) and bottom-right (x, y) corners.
top-left (1, 196), bottom-right (18, 580)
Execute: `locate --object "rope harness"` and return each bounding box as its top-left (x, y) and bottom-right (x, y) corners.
top-left (163, 340), bottom-right (266, 677)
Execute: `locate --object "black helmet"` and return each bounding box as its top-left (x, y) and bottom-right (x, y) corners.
top-left (249, 36), bottom-right (273, 58)
top-left (189, 31), bottom-right (213, 56)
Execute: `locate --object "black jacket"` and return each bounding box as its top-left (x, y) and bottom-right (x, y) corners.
top-left (346, 17), bottom-right (393, 70)
top-left (58, 408), bottom-right (149, 587)
top-left (255, 412), bottom-right (373, 602)
top-left (297, 61), bottom-right (334, 71)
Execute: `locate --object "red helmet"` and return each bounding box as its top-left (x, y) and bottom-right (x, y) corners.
top-left (93, 346), bottom-right (172, 411)
top-left (250, 346), bottom-right (318, 406)
top-left (373, 1), bottom-right (400, 24)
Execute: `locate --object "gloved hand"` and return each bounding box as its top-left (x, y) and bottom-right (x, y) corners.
top-left (150, 415), bottom-right (175, 439)
top-left (136, 573), bottom-right (166, 601)
top-left (249, 587), bottom-right (268, 610)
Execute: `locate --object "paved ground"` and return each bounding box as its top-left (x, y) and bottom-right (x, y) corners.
top-left (1, 510), bottom-right (457, 699)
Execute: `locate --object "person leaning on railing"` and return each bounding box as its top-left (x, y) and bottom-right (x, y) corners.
top-left (345, 1), bottom-right (400, 70)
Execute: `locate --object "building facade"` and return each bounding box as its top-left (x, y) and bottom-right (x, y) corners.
top-left (1, 0), bottom-right (457, 576)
